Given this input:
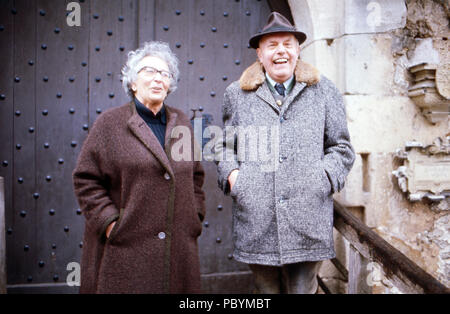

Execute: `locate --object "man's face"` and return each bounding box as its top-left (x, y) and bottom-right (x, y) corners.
top-left (256, 33), bottom-right (300, 83)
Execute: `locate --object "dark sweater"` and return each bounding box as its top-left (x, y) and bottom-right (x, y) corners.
top-left (134, 98), bottom-right (167, 147)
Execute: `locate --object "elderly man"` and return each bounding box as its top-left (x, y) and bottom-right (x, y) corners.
top-left (215, 12), bottom-right (355, 294)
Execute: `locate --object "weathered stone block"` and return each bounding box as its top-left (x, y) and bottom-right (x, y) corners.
top-left (289, 0), bottom-right (406, 43)
top-left (301, 34), bottom-right (396, 96)
top-left (300, 37), bottom-right (342, 87)
top-left (335, 154), bottom-right (366, 208)
top-left (343, 0), bottom-right (406, 35)
top-left (409, 38), bottom-right (440, 67)
top-left (344, 95), bottom-right (449, 153)
top-left (343, 34), bottom-right (396, 95)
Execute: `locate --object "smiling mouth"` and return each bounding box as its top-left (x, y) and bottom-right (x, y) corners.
top-left (150, 87), bottom-right (163, 92)
top-left (273, 58), bottom-right (288, 64)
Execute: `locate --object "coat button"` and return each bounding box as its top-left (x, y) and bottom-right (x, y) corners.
top-left (164, 172), bottom-right (170, 180)
top-left (279, 196), bottom-right (288, 204)
top-left (158, 232), bottom-right (166, 240)
top-left (279, 156), bottom-right (286, 163)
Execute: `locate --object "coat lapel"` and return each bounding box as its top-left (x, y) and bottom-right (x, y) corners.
top-left (282, 81), bottom-right (307, 111)
top-left (127, 102), bottom-right (174, 177)
top-left (255, 80), bottom-right (307, 114)
top-left (255, 81), bottom-right (280, 114)
top-left (163, 106), bottom-right (178, 158)
top-left (244, 60), bottom-right (320, 115)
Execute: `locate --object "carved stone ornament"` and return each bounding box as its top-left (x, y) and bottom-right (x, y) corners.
top-left (408, 63), bottom-right (450, 124)
top-left (393, 135), bottom-right (450, 203)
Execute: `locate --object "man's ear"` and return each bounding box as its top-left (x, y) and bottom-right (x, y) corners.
top-left (256, 47), bottom-right (263, 63)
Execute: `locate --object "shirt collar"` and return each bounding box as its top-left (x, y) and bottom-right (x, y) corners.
top-left (134, 97), bottom-right (167, 124)
top-left (265, 73), bottom-right (295, 95)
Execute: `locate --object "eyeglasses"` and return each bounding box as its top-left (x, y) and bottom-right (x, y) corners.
top-left (138, 66), bottom-right (172, 80)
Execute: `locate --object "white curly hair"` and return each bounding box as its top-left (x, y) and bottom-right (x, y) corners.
top-left (121, 41), bottom-right (180, 98)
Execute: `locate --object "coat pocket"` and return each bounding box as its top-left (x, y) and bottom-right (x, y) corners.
top-left (106, 208), bottom-right (124, 243)
top-left (188, 208), bottom-right (203, 238)
top-left (230, 164), bottom-right (245, 198)
top-left (321, 168), bottom-right (332, 196)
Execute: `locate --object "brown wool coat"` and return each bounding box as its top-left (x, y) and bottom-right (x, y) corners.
top-left (72, 101), bottom-right (205, 294)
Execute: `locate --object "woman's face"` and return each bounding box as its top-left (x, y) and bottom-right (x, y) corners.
top-left (132, 56), bottom-right (171, 107)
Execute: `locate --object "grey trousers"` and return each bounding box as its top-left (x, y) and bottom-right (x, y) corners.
top-left (249, 261), bottom-right (322, 294)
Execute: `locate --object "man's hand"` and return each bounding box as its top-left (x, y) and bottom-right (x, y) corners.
top-left (228, 169), bottom-right (239, 191)
top-left (106, 221), bottom-right (116, 239)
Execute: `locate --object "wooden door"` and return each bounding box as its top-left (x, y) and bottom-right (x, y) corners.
top-left (0, 0), bottom-right (271, 293)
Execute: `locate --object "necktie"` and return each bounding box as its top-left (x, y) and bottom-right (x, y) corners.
top-left (274, 83), bottom-right (286, 96)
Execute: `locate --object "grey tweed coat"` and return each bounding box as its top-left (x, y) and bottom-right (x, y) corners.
top-left (215, 60), bottom-right (355, 265)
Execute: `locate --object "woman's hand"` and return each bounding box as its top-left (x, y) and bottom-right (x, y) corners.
top-left (106, 221), bottom-right (116, 239)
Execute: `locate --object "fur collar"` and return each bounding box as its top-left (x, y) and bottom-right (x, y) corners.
top-left (239, 59), bottom-right (320, 91)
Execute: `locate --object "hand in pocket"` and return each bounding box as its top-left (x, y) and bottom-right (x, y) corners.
top-left (106, 221), bottom-right (116, 239)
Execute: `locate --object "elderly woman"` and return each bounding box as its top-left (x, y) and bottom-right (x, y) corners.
top-left (72, 41), bottom-right (205, 294)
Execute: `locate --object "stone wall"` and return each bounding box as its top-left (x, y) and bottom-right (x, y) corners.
top-left (289, 0), bottom-right (449, 293)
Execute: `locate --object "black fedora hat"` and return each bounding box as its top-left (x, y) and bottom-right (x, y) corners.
top-left (249, 12), bottom-right (307, 49)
